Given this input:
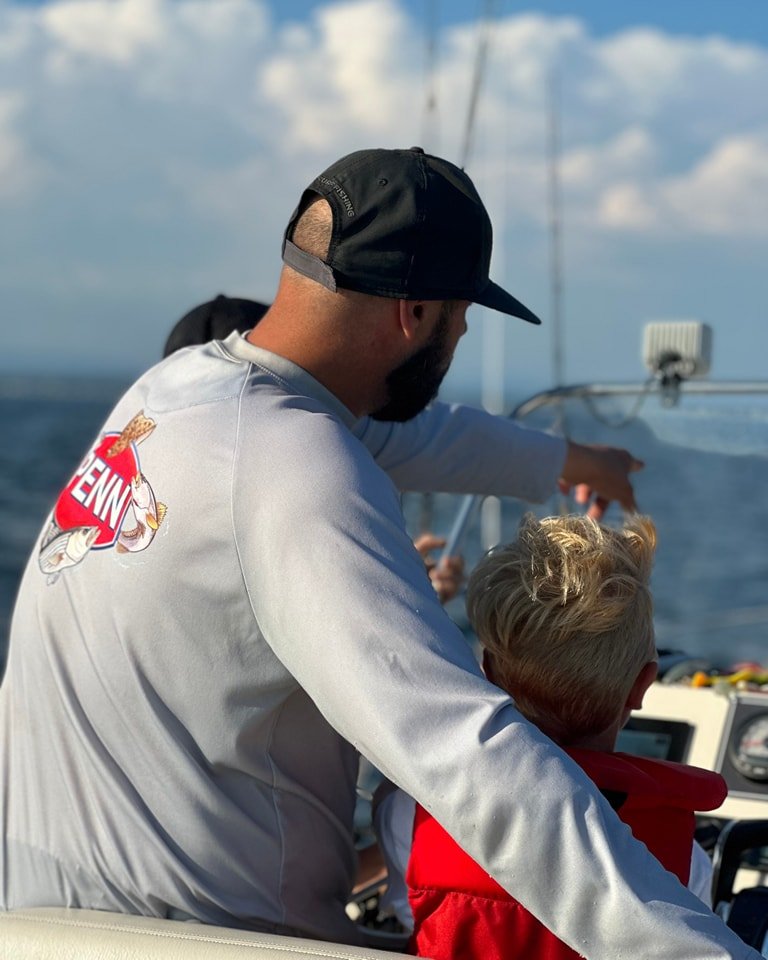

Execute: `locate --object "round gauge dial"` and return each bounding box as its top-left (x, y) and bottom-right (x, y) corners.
top-left (731, 714), bottom-right (768, 782)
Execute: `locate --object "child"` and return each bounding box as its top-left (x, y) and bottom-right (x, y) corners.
top-left (398, 514), bottom-right (727, 960)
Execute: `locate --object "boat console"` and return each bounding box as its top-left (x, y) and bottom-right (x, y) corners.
top-left (627, 677), bottom-right (768, 932)
top-left (626, 682), bottom-right (768, 822)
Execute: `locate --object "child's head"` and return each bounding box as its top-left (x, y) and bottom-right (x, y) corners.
top-left (466, 513), bottom-right (658, 748)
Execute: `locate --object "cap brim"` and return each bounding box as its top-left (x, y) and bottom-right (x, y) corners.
top-left (474, 280), bottom-right (541, 325)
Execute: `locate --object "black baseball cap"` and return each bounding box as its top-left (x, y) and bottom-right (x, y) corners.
top-left (282, 146), bottom-right (540, 325)
top-left (163, 295), bottom-right (270, 358)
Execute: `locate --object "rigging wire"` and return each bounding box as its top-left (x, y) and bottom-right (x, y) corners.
top-left (581, 378), bottom-right (656, 428)
top-left (421, 0), bottom-right (440, 151)
top-left (547, 66), bottom-right (565, 392)
top-left (461, 1), bottom-right (502, 546)
top-left (459, 0), bottom-right (500, 169)
top-left (418, 0), bottom-right (443, 531)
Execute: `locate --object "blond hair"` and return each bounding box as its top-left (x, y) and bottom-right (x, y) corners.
top-left (466, 514), bottom-right (657, 745)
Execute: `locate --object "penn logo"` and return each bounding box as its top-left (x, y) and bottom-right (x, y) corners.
top-left (38, 412), bottom-right (166, 582)
top-left (55, 435), bottom-right (138, 548)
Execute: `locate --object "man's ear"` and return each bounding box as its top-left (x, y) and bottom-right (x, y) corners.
top-left (626, 660), bottom-right (659, 712)
top-left (397, 299), bottom-right (426, 341)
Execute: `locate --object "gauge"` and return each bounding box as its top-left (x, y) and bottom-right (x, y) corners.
top-left (731, 714), bottom-right (768, 782)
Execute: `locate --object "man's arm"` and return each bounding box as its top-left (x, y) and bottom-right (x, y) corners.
top-left (355, 402), bottom-right (643, 518)
top-left (243, 420), bottom-right (757, 960)
top-left (353, 402), bottom-right (566, 502)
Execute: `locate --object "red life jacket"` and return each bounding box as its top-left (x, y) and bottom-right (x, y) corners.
top-left (407, 751), bottom-right (727, 960)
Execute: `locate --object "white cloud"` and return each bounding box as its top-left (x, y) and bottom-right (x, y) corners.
top-left (598, 182), bottom-right (658, 230)
top-left (664, 136), bottom-right (768, 235)
top-left (261, 0), bottom-right (419, 152)
top-left (1, 0), bottom-right (766, 235)
top-left (42, 0), bottom-right (165, 68)
top-left (562, 127), bottom-right (657, 191)
top-left (0, 0), bottom-right (767, 377)
top-left (594, 27), bottom-right (765, 118)
top-left (595, 136), bottom-right (768, 236)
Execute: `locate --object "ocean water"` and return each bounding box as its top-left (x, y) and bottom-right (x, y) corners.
top-left (2, 373), bottom-right (768, 670)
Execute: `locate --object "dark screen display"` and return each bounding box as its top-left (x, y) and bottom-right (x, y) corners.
top-left (617, 717), bottom-right (692, 763)
top-left (616, 728), bottom-right (673, 760)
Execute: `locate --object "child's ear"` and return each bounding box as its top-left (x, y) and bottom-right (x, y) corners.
top-left (627, 660), bottom-right (659, 712)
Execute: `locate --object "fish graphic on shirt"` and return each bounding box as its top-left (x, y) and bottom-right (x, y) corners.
top-left (106, 412), bottom-right (156, 458)
top-left (38, 522), bottom-right (100, 582)
top-left (116, 472), bottom-right (167, 554)
top-left (38, 410), bottom-right (167, 582)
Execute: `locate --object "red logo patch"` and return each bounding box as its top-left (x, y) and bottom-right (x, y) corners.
top-left (54, 433), bottom-right (139, 549)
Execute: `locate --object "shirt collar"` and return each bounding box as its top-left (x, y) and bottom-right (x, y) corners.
top-left (220, 331), bottom-right (359, 430)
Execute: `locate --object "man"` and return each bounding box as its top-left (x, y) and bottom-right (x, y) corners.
top-left (0, 147), bottom-right (755, 959)
top-left (161, 293), bottom-right (636, 517)
top-left (163, 293), bottom-right (467, 606)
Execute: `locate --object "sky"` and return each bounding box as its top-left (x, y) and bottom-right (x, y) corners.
top-left (1, 0), bottom-right (767, 403)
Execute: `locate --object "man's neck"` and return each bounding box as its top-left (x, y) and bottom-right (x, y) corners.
top-left (246, 274), bottom-right (401, 419)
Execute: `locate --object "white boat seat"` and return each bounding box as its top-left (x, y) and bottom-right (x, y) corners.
top-left (0, 908), bottom-right (415, 960)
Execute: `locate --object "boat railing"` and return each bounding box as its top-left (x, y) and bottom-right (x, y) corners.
top-left (442, 377), bottom-right (768, 561)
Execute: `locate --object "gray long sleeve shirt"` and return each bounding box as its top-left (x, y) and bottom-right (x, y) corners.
top-left (0, 333), bottom-right (758, 958)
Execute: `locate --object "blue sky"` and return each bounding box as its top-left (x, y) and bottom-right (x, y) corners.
top-left (1, 0), bottom-right (767, 403)
top-left (275, 1), bottom-right (768, 46)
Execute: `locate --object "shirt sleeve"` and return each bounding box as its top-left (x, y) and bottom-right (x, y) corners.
top-left (239, 410), bottom-right (759, 960)
top-left (689, 841), bottom-right (715, 906)
top-left (353, 402), bottom-right (566, 503)
top-left (373, 787), bottom-right (416, 931)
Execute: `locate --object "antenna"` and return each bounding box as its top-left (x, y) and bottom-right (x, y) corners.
top-left (643, 321), bottom-right (713, 407)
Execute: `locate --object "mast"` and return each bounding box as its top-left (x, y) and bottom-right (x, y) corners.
top-left (547, 64), bottom-right (571, 515)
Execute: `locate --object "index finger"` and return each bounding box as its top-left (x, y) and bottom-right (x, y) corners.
top-left (414, 532), bottom-right (446, 551)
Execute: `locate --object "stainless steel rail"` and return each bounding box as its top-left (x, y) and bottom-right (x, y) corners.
top-left (442, 378), bottom-right (768, 560)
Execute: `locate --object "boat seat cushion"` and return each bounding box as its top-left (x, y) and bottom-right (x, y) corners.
top-left (0, 908), bottom-right (414, 960)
